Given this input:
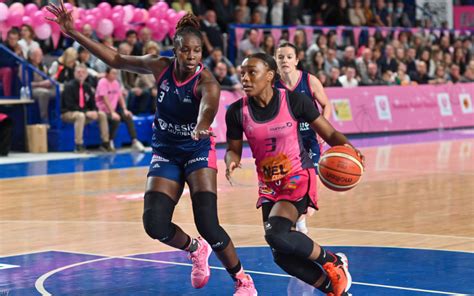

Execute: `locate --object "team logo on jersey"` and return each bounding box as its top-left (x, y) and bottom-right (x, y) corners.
top-left (259, 153), bottom-right (292, 182)
top-left (160, 79), bottom-right (170, 92)
top-left (268, 122), bottom-right (293, 134)
top-left (182, 96), bottom-right (192, 103)
top-left (156, 118), bottom-right (196, 136)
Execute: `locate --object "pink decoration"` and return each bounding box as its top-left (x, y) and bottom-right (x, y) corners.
top-left (0, 3), bottom-right (7, 22)
top-left (270, 28), bottom-right (282, 45)
top-left (393, 28), bottom-right (400, 41)
top-left (0, 21), bottom-right (8, 40)
top-left (111, 12), bottom-right (124, 27)
top-left (9, 3), bottom-right (25, 16)
top-left (7, 11), bottom-right (23, 27)
top-left (84, 14), bottom-right (98, 29)
top-left (98, 2), bottom-right (112, 18)
top-left (235, 27), bottom-right (245, 48)
top-left (34, 23), bottom-right (52, 40)
top-left (24, 3), bottom-right (38, 17)
top-left (256, 29), bottom-right (264, 47)
top-left (353, 27), bottom-right (362, 48)
top-left (146, 17), bottom-right (159, 31)
top-left (51, 30), bottom-right (60, 49)
top-left (64, 3), bottom-right (74, 12)
top-left (303, 27), bottom-right (314, 46)
top-left (123, 5), bottom-right (134, 22)
top-left (22, 16), bottom-right (32, 26)
top-left (368, 27), bottom-right (376, 37)
top-left (132, 8), bottom-right (146, 23)
top-left (336, 26), bottom-right (344, 43)
top-left (424, 28), bottom-right (430, 36)
top-left (322, 27), bottom-right (330, 35)
top-left (380, 27), bottom-right (389, 38)
top-left (96, 19), bottom-right (114, 37)
top-left (288, 27), bottom-right (296, 43)
top-left (74, 18), bottom-right (84, 31)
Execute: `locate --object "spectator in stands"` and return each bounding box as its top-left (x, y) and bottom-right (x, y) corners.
top-left (72, 24), bottom-right (97, 51)
top-left (77, 47), bottom-right (100, 86)
top-left (411, 61), bottom-right (430, 85)
top-left (203, 48), bottom-right (236, 77)
top-left (324, 48), bottom-right (340, 73)
top-left (255, 0), bottom-right (269, 23)
top-left (316, 70), bottom-right (329, 87)
top-left (392, 62), bottom-right (412, 85)
top-left (189, 0), bottom-right (207, 16)
top-left (395, 47), bottom-right (406, 64)
top-left (95, 68), bottom-right (145, 152)
top-left (363, 0), bottom-right (376, 26)
top-left (214, 61), bottom-right (243, 91)
top-left (61, 64), bottom-right (111, 153)
top-left (116, 42), bottom-right (137, 98)
top-left (0, 29), bottom-right (22, 97)
top-left (0, 113), bottom-right (13, 156)
top-left (349, 0), bottom-right (366, 26)
top-left (338, 66), bottom-right (358, 87)
top-left (125, 30), bottom-right (142, 56)
top-left (461, 65), bottom-right (474, 83)
top-left (429, 65), bottom-right (448, 85)
top-left (236, 29), bottom-right (263, 65)
top-left (214, 0), bottom-right (235, 31)
top-left (405, 47), bottom-right (417, 75)
top-left (308, 51), bottom-right (325, 75)
top-left (261, 34), bottom-right (275, 56)
top-left (448, 64), bottom-right (462, 83)
top-left (50, 47), bottom-right (78, 84)
top-left (294, 30), bottom-right (307, 54)
top-left (18, 25), bottom-right (40, 59)
top-left (284, 0), bottom-right (304, 25)
top-left (439, 35), bottom-right (451, 54)
top-left (324, 0), bottom-right (350, 26)
top-left (443, 52), bottom-right (453, 69)
top-left (381, 70), bottom-right (394, 85)
top-left (340, 46), bottom-right (357, 72)
top-left (356, 48), bottom-right (372, 81)
top-left (453, 47), bottom-right (467, 74)
top-left (418, 48), bottom-right (436, 77)
top-left (361, 62), bottom-right (384, 86)
top-left (326, 67), bottom-right (341, 87)
top-left (172, 0), bottom-right (193, 14)
top-left (28, 47), bottom-right (56, 123)
top-left (378, 44), bottom-right (398, 74)
top-left (127, 42), bottom-right (159, 115)
top-left (250, 10), bottom-right (263, 25)
top-left (201, 10), bottom-right (224, 57)
top-left (269, 0), bottom-right (284, 26)
top-left (392, 1), bottom-right (411, 27)
top-left (139, 28), bottom-right (152, 47)
top-left (373, 0), bottom-right (391, 26)
top-left (235, 0), bottom-right (251, 24)
top-left (306, 34), bottom-right (328, 63)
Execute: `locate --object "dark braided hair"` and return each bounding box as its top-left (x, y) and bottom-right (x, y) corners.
top-left (173, 13), bottom-right (203, 47)
top-left (247, 52), bottom-right (280, 84)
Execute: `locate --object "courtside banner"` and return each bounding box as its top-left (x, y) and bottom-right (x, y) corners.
top-left (213, 84), bottom-right (474, 143)
top-left (454, 6), bottom-right (474, 29)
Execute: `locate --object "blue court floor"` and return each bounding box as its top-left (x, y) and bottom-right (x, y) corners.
top-left (1, 246), bottom-right (473, 295)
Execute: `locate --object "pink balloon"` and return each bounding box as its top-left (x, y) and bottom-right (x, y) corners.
top-left (24, 3), bottom-right (38, 17)
top-left (158, 19), bottom-right (170, 35)
top-left (41, 6), bottom-right (55, 21)
top-left (91, 7), bottom-right (101, 18)
top-left (0, 3), bottom-right (8, 22)
top-left (64, 3), bottom-right (74, 12)
top-left (168, 27), bottom-right (176, 38)
top-left (9, 3), bottom-right (25, 16)
top-left (111, 12), bottom-right (123, 27)
top-left (112, 5), bottom-right (123, 15)
top-left (98, 2), bottom-right (112, 18)
top-left (123, 5), bottom-right (134, 23)
top-left (84, 14), bottom-right (98, 29)
top-left (148, 5), bottom-right (160, 19)
top-left (156, 1), bottom-right (169, 12)
top-left (35, 23), bottom-right (52, 40)
top-left (7, 11), bottom-right (23, 27)
top-left (77, 7), bottom-right (86, 19)
top-left (22, 16), bottom-right (32, 26)
top-left (114, 24), bottom-right (127, 40)
top-left (74, 18), bottom-right (84, 31)
top-left (97, 18), bottom-right (114, 37)
top-left (32, 10), bottom-right (45, 26)
top-left (153, 30), bottom-right (166, 42)
top-left (132, 8), bottom-right (145, 23)
top-left (146, 17), bottom-right (159, 31)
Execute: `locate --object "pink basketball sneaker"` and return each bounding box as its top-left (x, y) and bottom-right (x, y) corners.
top-left (234, 274), bottom-right (258, 295)
top-left (188, 237), bottom-right (212, 289)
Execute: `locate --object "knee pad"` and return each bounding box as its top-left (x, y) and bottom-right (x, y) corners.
top-left (264, 216), bottom-right (294, 254)
top-left (191, 192), bottom-right (230, 252)
top-left (142, 191), bottom-right (177, 243)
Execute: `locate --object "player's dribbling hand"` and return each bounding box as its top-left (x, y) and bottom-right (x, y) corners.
top-left (225, 161), bottom-right (241, 186)
top-left (45, 0), bottom-right (75, 35)
top-left (344, 143), bottom-right (366, 168)
top-left (191, 129), bottom-right (215, 141)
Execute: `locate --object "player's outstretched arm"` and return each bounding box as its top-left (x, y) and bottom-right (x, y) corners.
top-left (192, 70), bottom-right (220, 140)
top-left (46, 0), bottom-right (163, 74)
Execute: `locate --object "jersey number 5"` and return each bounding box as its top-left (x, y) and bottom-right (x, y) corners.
top-left (265, 137), bottom-right (277, 152)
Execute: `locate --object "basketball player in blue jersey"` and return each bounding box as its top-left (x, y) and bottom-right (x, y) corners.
top-left (47, 3), bottom-right (257, 294)
top-left (275, 43), bottom-right (332, 235)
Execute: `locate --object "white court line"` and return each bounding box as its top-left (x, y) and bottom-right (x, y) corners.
top-left (34, 254), bottom-right (466, 296)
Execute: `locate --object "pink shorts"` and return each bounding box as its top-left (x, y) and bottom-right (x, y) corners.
top-left (257, 169), bottom-right (318, 210)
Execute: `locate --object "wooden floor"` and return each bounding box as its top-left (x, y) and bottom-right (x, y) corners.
top-left (1, 139), bottom-right (473, 257)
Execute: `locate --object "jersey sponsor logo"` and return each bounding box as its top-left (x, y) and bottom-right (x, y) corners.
top-left (156, 118), bottom-right (196, 136)
top-left (185, 156), bottom-right (208, 167)
top-left (259, 154), bottom-right (292, 182)
top-left (151, 163), bottom-right (161, 169)
top-left (151, 154), bottom-right (170, 163)
top-left (299, 122), bottom-right (310, 131)
top-left (182, 96), bottom-right (192, 103)
top-left (268, 122), bottom-right (293, 133)
top-left (160, 79), bottom-right (170, 92)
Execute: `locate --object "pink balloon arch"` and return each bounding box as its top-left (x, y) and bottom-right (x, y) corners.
top-left (0, 2), bottom-right (187, 48)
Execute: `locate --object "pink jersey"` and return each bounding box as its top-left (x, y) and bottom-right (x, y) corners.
top-left (242, 89), bottom-right (311, 182)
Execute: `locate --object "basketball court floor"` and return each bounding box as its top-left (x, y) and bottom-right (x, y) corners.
top-left (1, 129), bottom-right (473, 295)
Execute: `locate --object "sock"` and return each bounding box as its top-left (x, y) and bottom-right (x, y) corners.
top-left (315, 248), bottom-right (337, 265)
top-left (226, 261), bottom-right (244, 281)
top-left (296, 219), bottom-right (307, 231)
top-left (317, 275), bottom-right (334, 293)
top-left (185, 237), bottom-right (199, 252)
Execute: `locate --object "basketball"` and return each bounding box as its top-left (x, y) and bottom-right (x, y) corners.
top-left (317, 146), bottom-right (364, 192)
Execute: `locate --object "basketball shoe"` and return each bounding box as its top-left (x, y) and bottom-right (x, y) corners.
top-left (189, 237), bottom-right (212, 288)
top-left (323, 253), bottom-right (352, 296)
top-left (234, 274), bottom-right (258, 295)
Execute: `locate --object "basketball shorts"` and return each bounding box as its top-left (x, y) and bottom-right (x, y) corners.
top-left (257, 169), bottom-right (318, 212)
top-left (147, 143), bottom-right (217, 183)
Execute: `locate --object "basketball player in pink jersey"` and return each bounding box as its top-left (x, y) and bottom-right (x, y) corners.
top-left (225, 53), bottom-right (364, 296)
top-left (275, 42), bottom-right (332, 234)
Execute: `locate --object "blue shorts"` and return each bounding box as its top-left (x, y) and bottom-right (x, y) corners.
top-left (147, 142), bottom-right (217, 183)
top-left (303, 136), bottom-right (322, 168)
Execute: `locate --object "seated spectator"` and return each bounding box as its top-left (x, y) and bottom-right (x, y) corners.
top-left (381, 70), bottom-right (394, 85)
top-left (61, 64), bottom-right (111, 153)
top-left (0, 113), bottom-right (13, 156)
top-left (363, 0), bottom-right (376, 26)
top-left (125, 30), bottom-right (142, 56)
top-left (201, 10), bottom-right (224, 57)
top-left (349, 0), bottom-right (366, 26)
top-left (328, 67), bottom-right (343, 87)
top-left (95, 68), bottom-right (145, 152)
top-left (269, 0), bottom-right (284, 26)
top-left (116, 43), bottom-right (137, 98)
top-left (461, 66), bottom-right (474, 83)
top-left (261, 34), bottom-right (275, 56)
top-left (308, 51), bottom-right (325, 75)
top-left (18, 25), bottom-right (40, 59)
top-left (405, 47), bottom-right (417, 76)
top-left (172, 0), bottom-right (193, 14)
top-left (236, 29), bottom-right (263, 65)
top-left (0, 29), bottom-right (22, 97)
top-left (373, 0), bottom-right (391, 27)
top-left (49, 47), bottom-right (78, 84)
top-left (453, 47), bottom-right (467, 74)
top-left (392, 1), bottom-right (411, 27)
top-left (316, 70), bottom-right (329, 87)
top-left (429, 65), bottom-right (449, 85)
top-left (213, 61), bottom-right (243, 91)
top-left (361, 62), bottom-right (385, 86)
top-left (324, 48), bottom-right (340, 73)
top-left (378, 45), bottom-right (398, 74)
top-left (392, 63), bottom-right (412, 86)
top-left (410, 61), bottom-right (430, 85)
top-left (340, 46), bottom-right (357, 72)
top-left (356, 48), bottom-right (372, 82)
top-left (77, 47), bottom-right (100, 87)
top-left (306, 34), bottom-right (328, 65)
top-left (28, 48), bottom-right (56, 123)
top-left (72, 24), bottom-right (97, 51)
top-left (203, 48), bottom-right (237, 78)
top-left (139, 28), bottom-right (152, 47)
top-left (338, 66), bottom-right (359, 87)
top-left (448, 64), bottom-right (462, 83)
top-left (418, 48), bottom-right (436, 77)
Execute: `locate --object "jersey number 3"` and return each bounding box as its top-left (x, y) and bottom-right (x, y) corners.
top-left (265, 137), bottom-right (277, 152)
top-left (158, 91), bottom-right (165, 103)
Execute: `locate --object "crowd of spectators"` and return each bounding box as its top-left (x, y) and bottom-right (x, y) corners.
top-left (0, 0), bottom-right (473, 152)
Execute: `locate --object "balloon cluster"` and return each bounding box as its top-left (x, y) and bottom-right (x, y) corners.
top-left (0, 2), bottom-right (187, 42)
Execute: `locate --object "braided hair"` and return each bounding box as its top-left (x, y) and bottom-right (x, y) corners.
top-left (247, 52), bottom-right (281, 84)
top-left (173, 13), bottom-right (203, 48)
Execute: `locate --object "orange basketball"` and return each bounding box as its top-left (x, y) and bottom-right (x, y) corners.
top-left (317, 146), bottom-right (364, 192)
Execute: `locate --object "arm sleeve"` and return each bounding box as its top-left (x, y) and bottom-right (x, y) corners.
top-left (288, 92), bottom-right (321, 123)
top-left (225, 100), bottom-right (244, 140)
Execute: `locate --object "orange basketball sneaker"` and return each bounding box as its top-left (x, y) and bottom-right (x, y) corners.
top-left (189, 237), bottom-right (212, 288)
top-left (234, 274), bottom-right (258, 295)
top-left (323, 253), bottom-right (352, 296)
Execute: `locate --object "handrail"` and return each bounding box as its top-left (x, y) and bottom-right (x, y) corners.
top-left (0, 43), bottom-right (62, 129)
